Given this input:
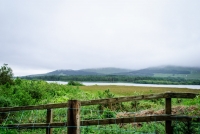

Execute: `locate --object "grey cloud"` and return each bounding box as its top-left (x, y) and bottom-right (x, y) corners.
top-left (0, 0), bottom-right (200, 76)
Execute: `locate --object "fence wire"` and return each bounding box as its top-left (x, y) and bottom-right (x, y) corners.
top-left (0, 97), bottom-right (200, 134)
top-left (0, 106), bottom-right (167, 133)
top-left (80, 105), bottom-right (165, 134)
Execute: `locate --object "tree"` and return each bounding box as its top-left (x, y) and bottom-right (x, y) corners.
top-left (0, 64), bottom-right (14, 85)
top-left (67, 80), bottom-right (83, 86)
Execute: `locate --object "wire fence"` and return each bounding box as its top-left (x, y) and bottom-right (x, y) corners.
top-left (0, 109), bottom-right (165, 133)
top-left (0, 92), bottom-right (200, 134)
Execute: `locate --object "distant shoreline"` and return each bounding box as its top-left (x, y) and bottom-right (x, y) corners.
top-left (47, 81), bottom-right (200, 89)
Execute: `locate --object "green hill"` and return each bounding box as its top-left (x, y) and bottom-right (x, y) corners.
top-left (81, 67), bottom-right (132, 74)
top-left (25, 66), bottom-right (200, 80)
top-left (118, 66), bottom-right (200, 79)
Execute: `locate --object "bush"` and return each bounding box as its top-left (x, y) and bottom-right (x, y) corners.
top-left (0, 64), bottom-right (14, 85)
top-left (0, 96), bottom-right (12, 107)
top-left (67, 80), bottom-right (84, 86)
top-left (102, 108), bottom-right (116, 118)
top-left (173, 121), bottom-right (199, 134)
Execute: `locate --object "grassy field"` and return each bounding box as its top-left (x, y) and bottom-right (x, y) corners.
top-left (80, 85), bottom-right (200, 96)
top-left (154, 73), bottom-right (200, 79)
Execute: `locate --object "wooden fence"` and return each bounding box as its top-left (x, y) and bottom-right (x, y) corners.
top-left (0, 92), bottom-right (200, 134)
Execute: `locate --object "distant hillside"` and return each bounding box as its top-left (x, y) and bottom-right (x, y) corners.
top-left (25, 66), bottom-right (200, 79)
top-left (118, 66), bottom-right (200, 79)
top-left (81, 67), bottom-right (132, 74)
top-left (45, 69), bottom-right (99, 76)
top-left (26, 67), bottom-right (133, 77)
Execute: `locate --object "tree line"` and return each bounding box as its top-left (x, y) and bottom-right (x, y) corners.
top-left (23, 75), bottom-right (200, 85)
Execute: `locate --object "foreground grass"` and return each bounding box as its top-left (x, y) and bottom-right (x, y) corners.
top-left (1, 80), bottom-right (200, 134)
top-left (80, 85), bottom-right (200, 96)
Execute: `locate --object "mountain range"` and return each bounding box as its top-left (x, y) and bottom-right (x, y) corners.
top-left (27, 66), bottom-right (200, 79)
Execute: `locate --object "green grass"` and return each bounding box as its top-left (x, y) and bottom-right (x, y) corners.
top-left (80, 85), bottom-right (200, 96)
top-left (1, 79), bottom-right (200, 134)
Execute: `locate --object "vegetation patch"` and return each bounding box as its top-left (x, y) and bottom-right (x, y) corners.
top-left (80, 85), bottom-right (199, 96)
top-left (0, 64), bottom-right (200, 133)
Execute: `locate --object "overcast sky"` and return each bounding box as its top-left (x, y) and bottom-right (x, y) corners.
top-left (0, 0), bottom-right (200, 76)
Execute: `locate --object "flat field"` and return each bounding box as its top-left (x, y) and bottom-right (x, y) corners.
top-left (153, 72), bottom-right (200, 79)
top-left (80, 85), bottom-right (200, 96)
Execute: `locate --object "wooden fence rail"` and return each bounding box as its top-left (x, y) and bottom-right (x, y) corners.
top-left (0, 92), bottom-right (196, 112)
top-left (0, 92), bottom-right (199, 134)
top-left (5, 115), bottom-right (200, 128)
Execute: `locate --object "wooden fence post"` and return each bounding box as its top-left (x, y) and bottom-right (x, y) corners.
top-left (67, 100), bottom-right (81, 134)
top-left (165, 98), bottom-right (172, 134)
top-left (46, 109), bottom-right (53, 134)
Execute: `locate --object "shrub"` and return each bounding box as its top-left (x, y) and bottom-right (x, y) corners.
top-left (173, 121), bottom-right (199, 134)
top-left (67, 80), bottom-right (83, 86)
top-left (0, 96), bottom-right (12, 107)
top-left (0, 64), bottom-right (14, 85)
top-left (102, 108), bottom-right (116, 118)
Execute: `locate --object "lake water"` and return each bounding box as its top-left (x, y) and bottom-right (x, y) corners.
top-left (47, 81), bottom-right (200, 89)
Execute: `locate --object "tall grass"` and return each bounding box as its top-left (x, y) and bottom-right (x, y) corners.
top-left (80, 85), bottom-right (200, 96)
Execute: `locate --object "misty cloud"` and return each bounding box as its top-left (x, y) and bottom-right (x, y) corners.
top-left (0, 0), bottom-right (200, 76)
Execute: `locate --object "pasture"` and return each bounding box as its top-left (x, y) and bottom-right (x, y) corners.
top-left (80, 85), bottom-right (200, 96)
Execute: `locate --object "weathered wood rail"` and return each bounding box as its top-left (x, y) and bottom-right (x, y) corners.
top-left (0, 92), bottom-right (199, 134)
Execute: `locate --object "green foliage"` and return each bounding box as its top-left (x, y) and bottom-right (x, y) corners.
top-left (0, 129), bottom-right (18, 134)
top-left (137, 101), bottom-right (157, 110)
top-left (136, 122), bottom-right (165, 133)
top-left (14, 77), bottom-right (22, 85)
top-left (0, 78), bottom-right (95, 107)
top-left (173, 121), bottom-right (199, 134)
top-left (0, 64), bottom-right (14, 85)
top-left (97, 89), bottom-right (116, 111)
top-left (184, 95), bottom-right (200, 106)
top-left (102, 108), bottom-right (116, 118)
top-left (0, 78), bottom-right (199, 133)
top-left (98, 89), bottom-right (115, 99)
top-left (0, 96), bottom-right (12, 107)
top-left (24, 74), bottom-right (200, 85)
top-left (181, 95), bottom-right (200, 117)
top-left (67, 80), bottom-right (84, 86)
